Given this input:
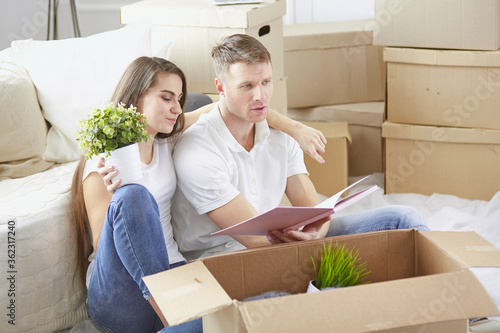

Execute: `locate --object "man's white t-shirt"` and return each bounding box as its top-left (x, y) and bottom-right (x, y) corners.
top-left (83, 138), bottom-right (186, 271)
top-left (172, 104), bottom-right (307, 260)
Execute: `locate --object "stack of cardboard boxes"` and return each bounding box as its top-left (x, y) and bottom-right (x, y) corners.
top-left (375, 0), bottom-right (500, 201)
top-left (284, 20), bottom-right (387, 196)
top-left (121, 1), bottom-right (388, 197)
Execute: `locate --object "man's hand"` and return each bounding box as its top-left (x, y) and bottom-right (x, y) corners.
top-left (266, 216), bottom-right (330, 244)
top-left (96, 157), bottom-right (121, 194)
top-left (294, 123), bottom-right (327, 164)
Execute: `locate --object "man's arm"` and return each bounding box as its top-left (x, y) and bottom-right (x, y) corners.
top-left (266, 109), bottom-right (327, 164)
top-left (207, 174), bottom-right (330, 248)
top-left (183, 102), bottom-right (214, 131)
top-left (185, 103), bottom-right (327, 163)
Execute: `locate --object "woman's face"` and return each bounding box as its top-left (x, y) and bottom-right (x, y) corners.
top-left (137, 72), bottom-right (183, 136)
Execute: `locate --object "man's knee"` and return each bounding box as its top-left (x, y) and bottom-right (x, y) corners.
top-left (391, 205), bottom-right (429, 231)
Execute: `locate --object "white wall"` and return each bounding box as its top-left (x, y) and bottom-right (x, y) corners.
top-left (0, 0), bottom-right (136, 51)
top-left (0, 0), bottom-right (374, 51)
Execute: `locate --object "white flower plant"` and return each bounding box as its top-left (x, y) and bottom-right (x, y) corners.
top-left (75, 103), bottom-right (152, 160)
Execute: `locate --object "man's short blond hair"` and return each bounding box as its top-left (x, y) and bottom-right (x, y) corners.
top-left (211, 34), bottom-right (272, 83)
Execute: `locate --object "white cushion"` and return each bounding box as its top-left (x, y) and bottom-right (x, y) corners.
top-left (0, 61), bottom-right (54, 179)
top-left (0, 161), bottom-right (86, 332)
top-left (12, 24), bottom-right (153, 163)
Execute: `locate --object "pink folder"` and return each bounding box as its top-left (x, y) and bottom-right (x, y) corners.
top-left (211, 176), bottom-right (379, 236)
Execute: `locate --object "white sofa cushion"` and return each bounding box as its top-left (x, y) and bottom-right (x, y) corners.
top-left (0, 61), bottom-right (54, 179)
top-left (0, 161), bottom-right (85, 332)
top-left (12, 24), bottom-right (152, 163)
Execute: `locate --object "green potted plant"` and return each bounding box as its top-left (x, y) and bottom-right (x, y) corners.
top-left (308, 241), bottom-right (370, 293)
top-left (75, 102), bottom-right (152, 186)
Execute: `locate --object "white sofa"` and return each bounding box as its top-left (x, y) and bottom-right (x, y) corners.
top-left (0, 24), bottom-right (185, 333)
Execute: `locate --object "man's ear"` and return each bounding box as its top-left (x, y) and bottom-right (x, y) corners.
top-left (215, 77), bottom-right (225, 96)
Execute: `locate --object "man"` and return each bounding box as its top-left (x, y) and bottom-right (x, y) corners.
top-left (172, 34), bottom-right (428, 260)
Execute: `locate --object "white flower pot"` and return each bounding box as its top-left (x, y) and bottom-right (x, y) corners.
top-left (307, 280), bottom-right (337, 293)
top-left (307, 280), bottom-right (320, 293)
top-left (101, 143), bottom-right (143, 187)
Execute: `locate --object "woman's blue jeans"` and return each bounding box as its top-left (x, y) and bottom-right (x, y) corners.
top-left (86, 184), bottom-right (202, 333)
top-left (327, 205), bottom-right (430, 237)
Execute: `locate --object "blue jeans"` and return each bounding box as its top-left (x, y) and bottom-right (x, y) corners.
top-left (86, 184), bottom-right (202, 333)
top-left (327, 205), bottom-right (430, 237)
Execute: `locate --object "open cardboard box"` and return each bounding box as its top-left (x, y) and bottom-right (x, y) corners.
top-left (144, 230), bottom-right (500, 332)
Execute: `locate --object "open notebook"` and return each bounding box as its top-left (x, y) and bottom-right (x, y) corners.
top-left (211, 176), bottom-right (379, 236)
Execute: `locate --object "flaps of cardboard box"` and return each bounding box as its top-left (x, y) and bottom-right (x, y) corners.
top-left (288, 102), bottom-right (384, 127)
top-left (284, 20), bottom-right (374, 51)
top-left (300, 121), bottom-right (352, 143)
top-left (384, 47), bottom-right (500, 68)
top-left (121, 0), bottom-right (286, 29)
top-left (382, 122), bottom-right (500, 145)
top-left (420, 231), bottom-right (500, 268)
top-left (236, 271), bottom-right (499, 332)
top-left (142, 260), bottom-right (232, 326)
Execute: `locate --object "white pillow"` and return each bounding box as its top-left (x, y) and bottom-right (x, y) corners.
top-left (0, 61), bottom-right (54, 179)
top-left (12, 24), bottom-right (153, 163)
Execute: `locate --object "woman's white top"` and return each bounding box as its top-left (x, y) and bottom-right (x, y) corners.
top-left (82, 138), bottom-right (185, 283)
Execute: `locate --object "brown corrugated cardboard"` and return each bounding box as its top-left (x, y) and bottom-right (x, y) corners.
top-left (385, 47), bottom-right (500, 130)
top-left (289, 102), bottom-right (384, 177)
top-left (144, 230), bottom-right (500, 332)
top-left (382, 122), bottom-right (500, 200)
top-left (300, 122), bottom-right (351, 197)
top-left (284, 20), bottom-right (386, 108)
top-left (373, 0), bottom-right (500, 51)
top-left (121, 0), bottom-right (286, 94)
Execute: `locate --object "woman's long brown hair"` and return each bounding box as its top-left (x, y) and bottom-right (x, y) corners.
top-left (71, 156), bottom-right (92, 287)
top-left (71, 57), bottom-right (187, 288)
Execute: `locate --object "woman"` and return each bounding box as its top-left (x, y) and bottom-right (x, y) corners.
top-left (71, 56), bottom-right (326, 332)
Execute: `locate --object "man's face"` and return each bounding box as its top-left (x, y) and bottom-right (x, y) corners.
top-left (220, 61), bottom-right (273, 125)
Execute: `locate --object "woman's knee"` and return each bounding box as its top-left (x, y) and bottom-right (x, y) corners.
top-left (113, 184), bottom-right (154, 205)
top-left (108, 184), bottom-right (160, 223)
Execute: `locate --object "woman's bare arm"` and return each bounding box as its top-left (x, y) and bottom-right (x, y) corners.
top-left (184, 101), bottom-right (327, 164)
top-left (267, 109), bottom-right (327, 164)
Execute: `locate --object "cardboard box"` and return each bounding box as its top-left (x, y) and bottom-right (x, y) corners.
top-left (300, 122), bottom-right (351, 197)
top-left (121, 0), bottom-right (286, 94)
top-left (382, 122), bottom-right (500, 200)
top-left (284, 20), bottom-right (386, 108)
top-left (144, 229), bottom-right (500, 332)
top-left (205, 76), bottom-right (287, 115)
top-left (373, 0), bottom-right (500, 51)
top-left (289, 102), bottom-right (384, 177)
top-left (385, 47), bottom-right (500, 130)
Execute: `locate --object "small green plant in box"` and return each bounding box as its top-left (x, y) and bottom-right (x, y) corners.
top-left (310, 241), bottom-right (370, 291)
top-left (75, 102), bottom-right (152, 159)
